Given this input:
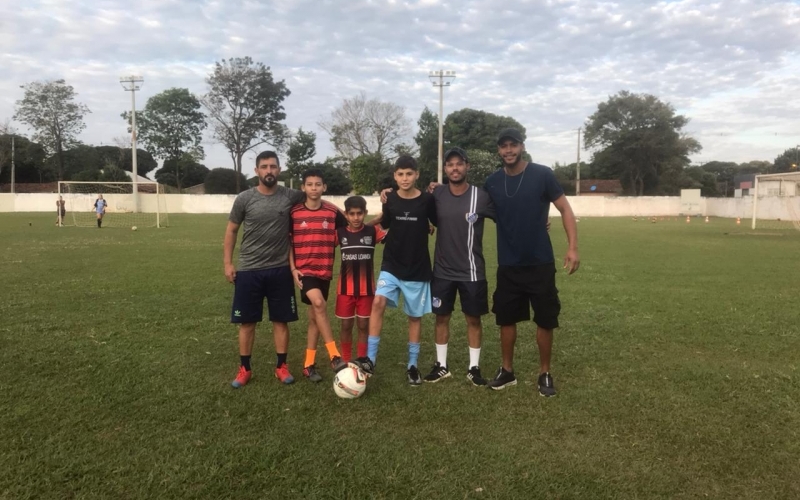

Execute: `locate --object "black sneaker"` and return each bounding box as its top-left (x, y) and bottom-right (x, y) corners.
top-left (330, 355), bottom-right (347, 372)
top-left (487, 367), bottom-right (517, 390)
top-left (423, 362), bottom-right (451, 383)
top-left (406, 365), bottom-right (422, 386)
top-left (303, 364), bottom-right (323, 383)
top-left (467, 366), bottom-right (487, 386)
top-left (538, 372), bottom-right (557, 397)
top-left (354, 356), bottom-right (374, 376)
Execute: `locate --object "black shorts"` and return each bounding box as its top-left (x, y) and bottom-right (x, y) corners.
top-left (431, 277), bottom-right (489, 317)
top-left (231, 267), bottom-right (298, 324)
top-left (300, 276), bottom-right (331, 305)
top-left (492, 264), bottom-right (560, 329)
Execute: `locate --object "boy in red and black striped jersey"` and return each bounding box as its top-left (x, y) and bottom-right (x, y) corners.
top-left (335, 196), bottom-right (387, 363)
top-left (289, 169), bottom-right (348, 382)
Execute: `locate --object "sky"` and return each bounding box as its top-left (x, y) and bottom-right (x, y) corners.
top-left (1, 0), bottom-right (799, 178)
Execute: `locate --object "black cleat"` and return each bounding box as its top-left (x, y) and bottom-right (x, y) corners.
top-left (487, 367), bottom-right (517, 390)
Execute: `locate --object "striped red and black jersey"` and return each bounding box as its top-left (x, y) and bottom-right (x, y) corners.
top-left (290, 201), bottom-right (347, 280)
top-left (336, 225), bottom-right (388, 296)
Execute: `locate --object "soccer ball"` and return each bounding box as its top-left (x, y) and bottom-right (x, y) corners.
top-left (131, 226), bottom-right (138, 231)
top-left (333, 363), bottom-right (367, 399)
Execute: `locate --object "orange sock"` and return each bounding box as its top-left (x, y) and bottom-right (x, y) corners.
top-left (304, 349), bottom-right (316, 368)
top-left (325, 341), bottom-right (341, 359)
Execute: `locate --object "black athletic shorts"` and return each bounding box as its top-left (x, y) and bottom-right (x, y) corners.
top-left (431, 277), bottom-right (489, 317)
top-left (299, 276), bottom-right (331, 305)
top-left (492, 264), bottom-right (560, 329)
top-left (231, 267), bottom-right (298, 324)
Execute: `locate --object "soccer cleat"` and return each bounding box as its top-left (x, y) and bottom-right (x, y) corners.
top-left (354, 356), bottom-right (375, 376)
top-left (487, 367), bottom-right (517, 390)
top-left (423, 362), bottom-right (451, 383)
top-left (231, 366), bottom-right (252, 389)
top-left (330, 355), bottom-right (347, 373)
top-left (467, 366), bottom-right (487, 386)
top-left (538, 372), bottom-right (557, 397)
top-left (303, 364), bottom-right (323, 383)
top-left (406, 365), bottom-right (422, 386)
top-left (274, 364), bottom-right (295, 385)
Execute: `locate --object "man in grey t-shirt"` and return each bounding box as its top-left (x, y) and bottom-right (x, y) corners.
top-left (424, 148), bottom-right (495, 386)
top-left (223, 151), bottom-right (305, 389)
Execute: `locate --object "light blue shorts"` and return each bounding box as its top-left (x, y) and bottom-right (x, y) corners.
top-left (375, 271), bottom-right (432, 318)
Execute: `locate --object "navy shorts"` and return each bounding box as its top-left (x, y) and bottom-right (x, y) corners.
top-left (299, 276), bottom-right (331, 305)
top-left (231, 267), bottom-right (298, 324)
top-left (431, 277), bottom-right (489, 317)
top-left (492, 264), bottom-right (560, 329)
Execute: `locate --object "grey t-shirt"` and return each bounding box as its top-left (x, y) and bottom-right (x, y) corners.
top-left (432, 184), bottom-right (495, 282)
top-left (229, 186), bottom-right (304, 271)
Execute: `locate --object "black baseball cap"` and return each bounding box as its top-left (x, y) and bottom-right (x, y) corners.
top-left (497, 128), bottom-right (524, 144)
top-left (443, 147), bottom-right (469, 164)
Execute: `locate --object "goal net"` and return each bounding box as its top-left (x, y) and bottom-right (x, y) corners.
top-left (58, 181), bottom-right (169, 228)
top-left (751, 172), bottom-right (800, 230)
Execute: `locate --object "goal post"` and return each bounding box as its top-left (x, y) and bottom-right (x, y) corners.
top-left (57, 181), bottom-right (169, 228)
top-left (750, 171), bottom-right (800, 230)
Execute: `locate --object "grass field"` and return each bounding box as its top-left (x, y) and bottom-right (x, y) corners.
top-left (1, 213), bottom-right (799, 499)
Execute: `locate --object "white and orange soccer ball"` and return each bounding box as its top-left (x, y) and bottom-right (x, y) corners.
top-left (333, 363), bottom-right (367, 399)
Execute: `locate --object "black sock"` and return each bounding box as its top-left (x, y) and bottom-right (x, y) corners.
top-left (240, 355), bottom-right (251, 371)
top-left (97, 219), bottom-right (101, 227)
top-left (276, 353), bottom-right (287, 368)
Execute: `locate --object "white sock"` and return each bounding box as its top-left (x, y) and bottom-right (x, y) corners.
top-left (435, 343), bottom-right (448, 367)
top-left (469, 347), bottom-right (481, 369)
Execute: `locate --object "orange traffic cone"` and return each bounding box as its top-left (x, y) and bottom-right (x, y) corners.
top-left (686, 216), bottom-right (691, 223)
top-left (736, 217), bottom-right (741, 225)
top-left (705, 216), bottom-right (709, 223)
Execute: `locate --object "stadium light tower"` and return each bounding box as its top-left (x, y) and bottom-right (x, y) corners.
top-left (428, 70), bottom-right (456, 184)
top-left (120, 75), bottom-right (143, 212)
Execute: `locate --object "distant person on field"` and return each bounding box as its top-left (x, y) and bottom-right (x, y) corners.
top-left (224, 151), bottom-right (304, 389)
top-left (334, 195), bottom-right (387, 364)
top-left (483, 128), bottom-right (580, 396)
top-left (288, 168), bottom-right (348, 383)
top-left (355, 155), bottom-right (437, 386)
top-left (56, 195), bottom-right (66, 226)
top-left (94, 194), bottom-right (107, 228)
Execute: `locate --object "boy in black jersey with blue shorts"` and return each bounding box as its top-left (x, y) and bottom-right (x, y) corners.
top-left (356, 156), bottom-right (437, 385)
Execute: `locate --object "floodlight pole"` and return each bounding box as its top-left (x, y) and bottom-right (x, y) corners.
top-left (576, 128), bottom-right (581, 196)
top-left (120, 75), bottom-right (143, 212)
top-left (428, 70), bottom-right (456, 184)
top-left (10, 136), bottom-right (14, 194)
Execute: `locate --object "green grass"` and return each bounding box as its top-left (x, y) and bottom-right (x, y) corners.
top-left (1, 213), bottom-right (799, 499)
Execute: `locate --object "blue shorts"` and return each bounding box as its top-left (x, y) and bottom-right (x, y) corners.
top-left (231, 267), bottom-right (299, 324)
top-left (375, 271), bottom-right (432, 318)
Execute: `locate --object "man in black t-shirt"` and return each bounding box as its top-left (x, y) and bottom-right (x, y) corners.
top-left (355, 156), bottom-right (437, 385)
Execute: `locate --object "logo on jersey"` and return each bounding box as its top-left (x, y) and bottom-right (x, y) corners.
top-left (466, 212), bottom-right (478, 224)
top-left (234, 310), bottom-right (241, 317)
top-left (377, 279), bottom-right (387, 288)
top-left (432, 297), bottom-right (442, 308)
top-left (341, 237), bottom-right (348, 245)
top-left (300, 221), bottom-right (308, 228)
top-left (322, 220), bottom-right (329, 229)
top-left (396, 211), bottom-right (418, 221)
top-left (363, 236), bottom-right (373, 245)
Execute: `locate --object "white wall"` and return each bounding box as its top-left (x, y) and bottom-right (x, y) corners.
top-left (1, 193), bottom-right (796, 221)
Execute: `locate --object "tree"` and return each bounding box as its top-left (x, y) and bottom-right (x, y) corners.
top-left (319, 92), bottom-right (411, 161)
top-left (155, 154), bottom-right (210, 189)
top-left (584, 91), bottom-right (701, 196)
top-left (100, 165), bottom-right (130, 182)
top-left (285, 128), bottom-right (317, 187)
top-left (461, 149), bottom-right (499, 188)
top-left (444, 109), bottom-right (526, 153)
top-left (122, 88), bottom-right (206, 190)
top-left (202, 57), bottom-right (291, 192)
top-left (315, 160), bottom-right (352, 195)
top-left (349, 153), bottom-right (390, 195)
top-left (773, 147), bottom-right (800, 173)
top-left (204, 168), bottom-right (248, 194)
top-left (14, 80), bottom-right (90, 181)
top-left (414, 107), bottom-right (440, 187)
top-left (0, 134), bottom-right (49, 183)
top-left (118, 148), bottom-right (157, 177)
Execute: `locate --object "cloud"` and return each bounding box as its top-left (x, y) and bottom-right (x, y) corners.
top-left (1, 0), bottom-right (799, 174)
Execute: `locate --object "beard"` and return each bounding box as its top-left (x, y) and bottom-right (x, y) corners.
top-left (448, 175), bottom-right (466, 185)
top-left (261, 175), bottom-right (277, 188)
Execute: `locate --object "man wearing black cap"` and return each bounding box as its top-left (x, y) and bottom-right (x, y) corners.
top-left (483, 128), bottom-right (580, 396)
top-left (424, 147), bottom-right (494, 386)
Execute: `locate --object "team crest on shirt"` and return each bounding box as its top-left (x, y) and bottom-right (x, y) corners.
top-left (341, 237), bottom-right (348, 245)
top-left (432, 297), bottom-right (442, 308)
top-left (363, 236), bottom-right (373, 245)
top-left (377, 279), bottom-right (387, 288)
top-left (322, 220), bottom-right (329, 229)
top-left (301, 220), bottom-right (308, 227)
top-left (465, 212), bottom-right (478, 224)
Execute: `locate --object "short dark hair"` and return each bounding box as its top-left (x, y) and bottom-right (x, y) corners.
top-left (301, 168), bottom-right (325, 183)
top-left (256, 151), bottom-right (280, 167)
top-left (393, 155), bottom-right (418, 172)
top-left (344, 195), bottom-right (367, 212)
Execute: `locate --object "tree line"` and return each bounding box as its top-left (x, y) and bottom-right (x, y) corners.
top-left (1, 57), bottom-right (798, 196)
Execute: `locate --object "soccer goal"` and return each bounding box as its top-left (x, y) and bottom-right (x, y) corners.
top-left (58, 181), bottom-right (169, 228)
top-left (751, 172), bottom-right (800, 230)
